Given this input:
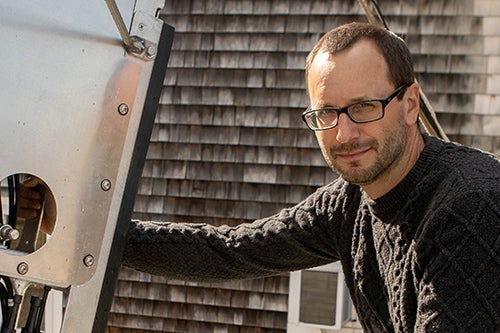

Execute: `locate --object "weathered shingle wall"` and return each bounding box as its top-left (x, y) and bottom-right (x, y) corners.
top-left (109, 269), bottom-right (288, 333)
top-left (384, 0), bottom-right (500, 152)
top-left (108, 0), bottom-right (500, 332)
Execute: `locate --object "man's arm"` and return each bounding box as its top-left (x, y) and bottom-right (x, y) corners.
top-left (414, 189), bottom-right (500, 332)
top-left (123, 187), bottom-right (345, 282)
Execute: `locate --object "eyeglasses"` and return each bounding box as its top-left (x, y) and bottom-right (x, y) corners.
top-left (302, 84), bottom-right (409, 131)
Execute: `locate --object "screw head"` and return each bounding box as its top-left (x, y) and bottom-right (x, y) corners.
top-left (118, 103), bottom-right (129, 115)
top-left (101, 179), bottom-right (112, 191)
top-left (17, 262), bottom-right (29, 275)
top-left (83, 254), bottom-right (94, 267)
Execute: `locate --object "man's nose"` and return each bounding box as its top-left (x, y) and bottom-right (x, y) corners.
top-left (335, 113), bottom-right (360, 143)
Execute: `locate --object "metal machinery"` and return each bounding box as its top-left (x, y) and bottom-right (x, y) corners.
top-left (0, 1), bottom-right (174, 332)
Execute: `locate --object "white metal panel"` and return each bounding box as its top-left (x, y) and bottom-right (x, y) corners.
top-left (0, 0), bottom-right (173, 331)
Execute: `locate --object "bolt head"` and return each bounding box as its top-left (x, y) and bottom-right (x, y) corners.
top-left (146, 45), bottom-right (157, 57)
top-left (10, 229), bottom-right (20, 240)
top-left (17, 262), bottom-right (29, 275)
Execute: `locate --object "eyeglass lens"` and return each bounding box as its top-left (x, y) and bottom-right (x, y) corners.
top-left (308, 100), bottom-right (384, 129)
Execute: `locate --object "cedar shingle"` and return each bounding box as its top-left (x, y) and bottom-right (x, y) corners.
top-left (288, 1), bottom-right (311, 15)
top-left (150, 274), bottom-right (289, 294)
top-left (487, 74), bottom-right (500, 94)
top-left (484, 17), bottom-right (500, 35)
top-left (249, 35), bottom-right (280, 52)
top-left (160, 160), bottom-right (187, 179)
top-left (414, 55), bottom-right (488, 74)
top-left (214, 34), bottom-right (250, 51)
top-left (142, 179), bottom-right (318, 204)
top-left (417, 73), bottom-right (486, 94)
top-left (192, 15), bottom-right (216, 31)
top-left (488, 56), bottom-right (500, 73)
top-left (164, 0), bottom-right (191, 14)
top-left (474, 94), bottom-right (500, 115)
top-left (270, 0), bottom-right (290, 15)
top-left (252, 1), bottom-right (272, 15)
top-left (418, 35), bottom-right (484, 55)
top-left (202, 0), bottom-right (225, 15)
top-left (223, 0), bottom-right (254, 15)
top-left (484, 36), bottom-right (500, 55)
top-left (156, 106), bottom-right (306, 129)
top-left (201, 34), bottom-right (216, 51)
top-left (174, 33), bottom-right (204, 50)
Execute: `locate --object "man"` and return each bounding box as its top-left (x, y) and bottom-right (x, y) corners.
top-left (20, 22), bottom-right (500, 332)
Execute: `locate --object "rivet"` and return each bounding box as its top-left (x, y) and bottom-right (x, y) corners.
top-left (17, 262), bottom-right (29, 275)
top-left (101, 179), bottom-right (112, 191)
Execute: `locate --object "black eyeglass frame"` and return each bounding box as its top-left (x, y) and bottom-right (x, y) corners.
top-left (302, 84), bottom-right (409, 131)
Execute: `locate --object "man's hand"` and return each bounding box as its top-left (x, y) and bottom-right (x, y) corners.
top-left (18, 176), bottom-right (56, 235)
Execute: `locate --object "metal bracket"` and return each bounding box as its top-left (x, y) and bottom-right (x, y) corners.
top-left (127, 35), bottom-right (158, 60)
top-left (105, 0), bottom-right (162, 61)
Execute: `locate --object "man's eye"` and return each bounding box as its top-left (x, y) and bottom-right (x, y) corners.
top-left (351, 102), bottom-right (377, 113)
top-left (317, 109), bottom-right (336, 118)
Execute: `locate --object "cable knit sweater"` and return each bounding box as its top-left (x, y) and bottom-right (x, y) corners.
top-left (124, 136), bottom-right (500, 332)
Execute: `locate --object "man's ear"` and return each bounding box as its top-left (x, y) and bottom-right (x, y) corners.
top-left (404, 82), bottom-right (420, 126)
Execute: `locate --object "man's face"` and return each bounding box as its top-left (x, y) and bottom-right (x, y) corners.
top-left (307, 39), bottom-right (411, 189)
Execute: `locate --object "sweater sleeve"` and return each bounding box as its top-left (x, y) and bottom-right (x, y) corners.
top-left (122, 182), bottom-right (349, 282)
top-left (414, 188), bottom-right (500, 332)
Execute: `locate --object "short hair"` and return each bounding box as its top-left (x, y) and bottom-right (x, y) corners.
top-left (305, 22), bottom-right (415, 94)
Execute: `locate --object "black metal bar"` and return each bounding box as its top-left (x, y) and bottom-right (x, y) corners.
top-left (1, 294), bottom-right (22, 333)
top-left (21, 296), bottom-right (42, 333)
top-left (34, 286), bottom-right (51, 333)
top-left (0, 278), bottom-right (12, 325)
top-left (91, 22), bottom-right (175, 333)
top-left (7, 176), bottom-right (17, 227)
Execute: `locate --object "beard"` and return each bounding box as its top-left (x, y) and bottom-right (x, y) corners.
top-left (324, 118), bottom-right (407, 186)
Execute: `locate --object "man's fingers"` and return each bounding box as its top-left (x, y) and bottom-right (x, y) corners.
top-left (17, 207), bottom-right (40, 220)
top-left (15, 176), bottom-right (56, 234)
top-left (18, 184), bottom-right (42, 201)
top-left (17, 179), bottom-right (44, 222)
top-left (18, 196), bottom-right (43, 210)
top-left (22, 176), bottom-right (43, 188)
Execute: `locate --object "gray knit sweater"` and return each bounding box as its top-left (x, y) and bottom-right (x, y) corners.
top-left (124, 136), bottom-right (500, 332)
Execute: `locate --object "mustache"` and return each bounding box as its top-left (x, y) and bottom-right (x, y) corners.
top-left (329, 140), bottom-right (377, 155)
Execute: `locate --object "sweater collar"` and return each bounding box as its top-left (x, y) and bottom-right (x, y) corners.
top-left (363, 135), bottom-right (445, 216)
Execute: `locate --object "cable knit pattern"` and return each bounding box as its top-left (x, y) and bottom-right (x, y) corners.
top-left (123, 136), bottom-right (500, 332)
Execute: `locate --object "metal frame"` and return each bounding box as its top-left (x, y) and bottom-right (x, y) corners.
top-left (0, 1), bottom-right (173, 331)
